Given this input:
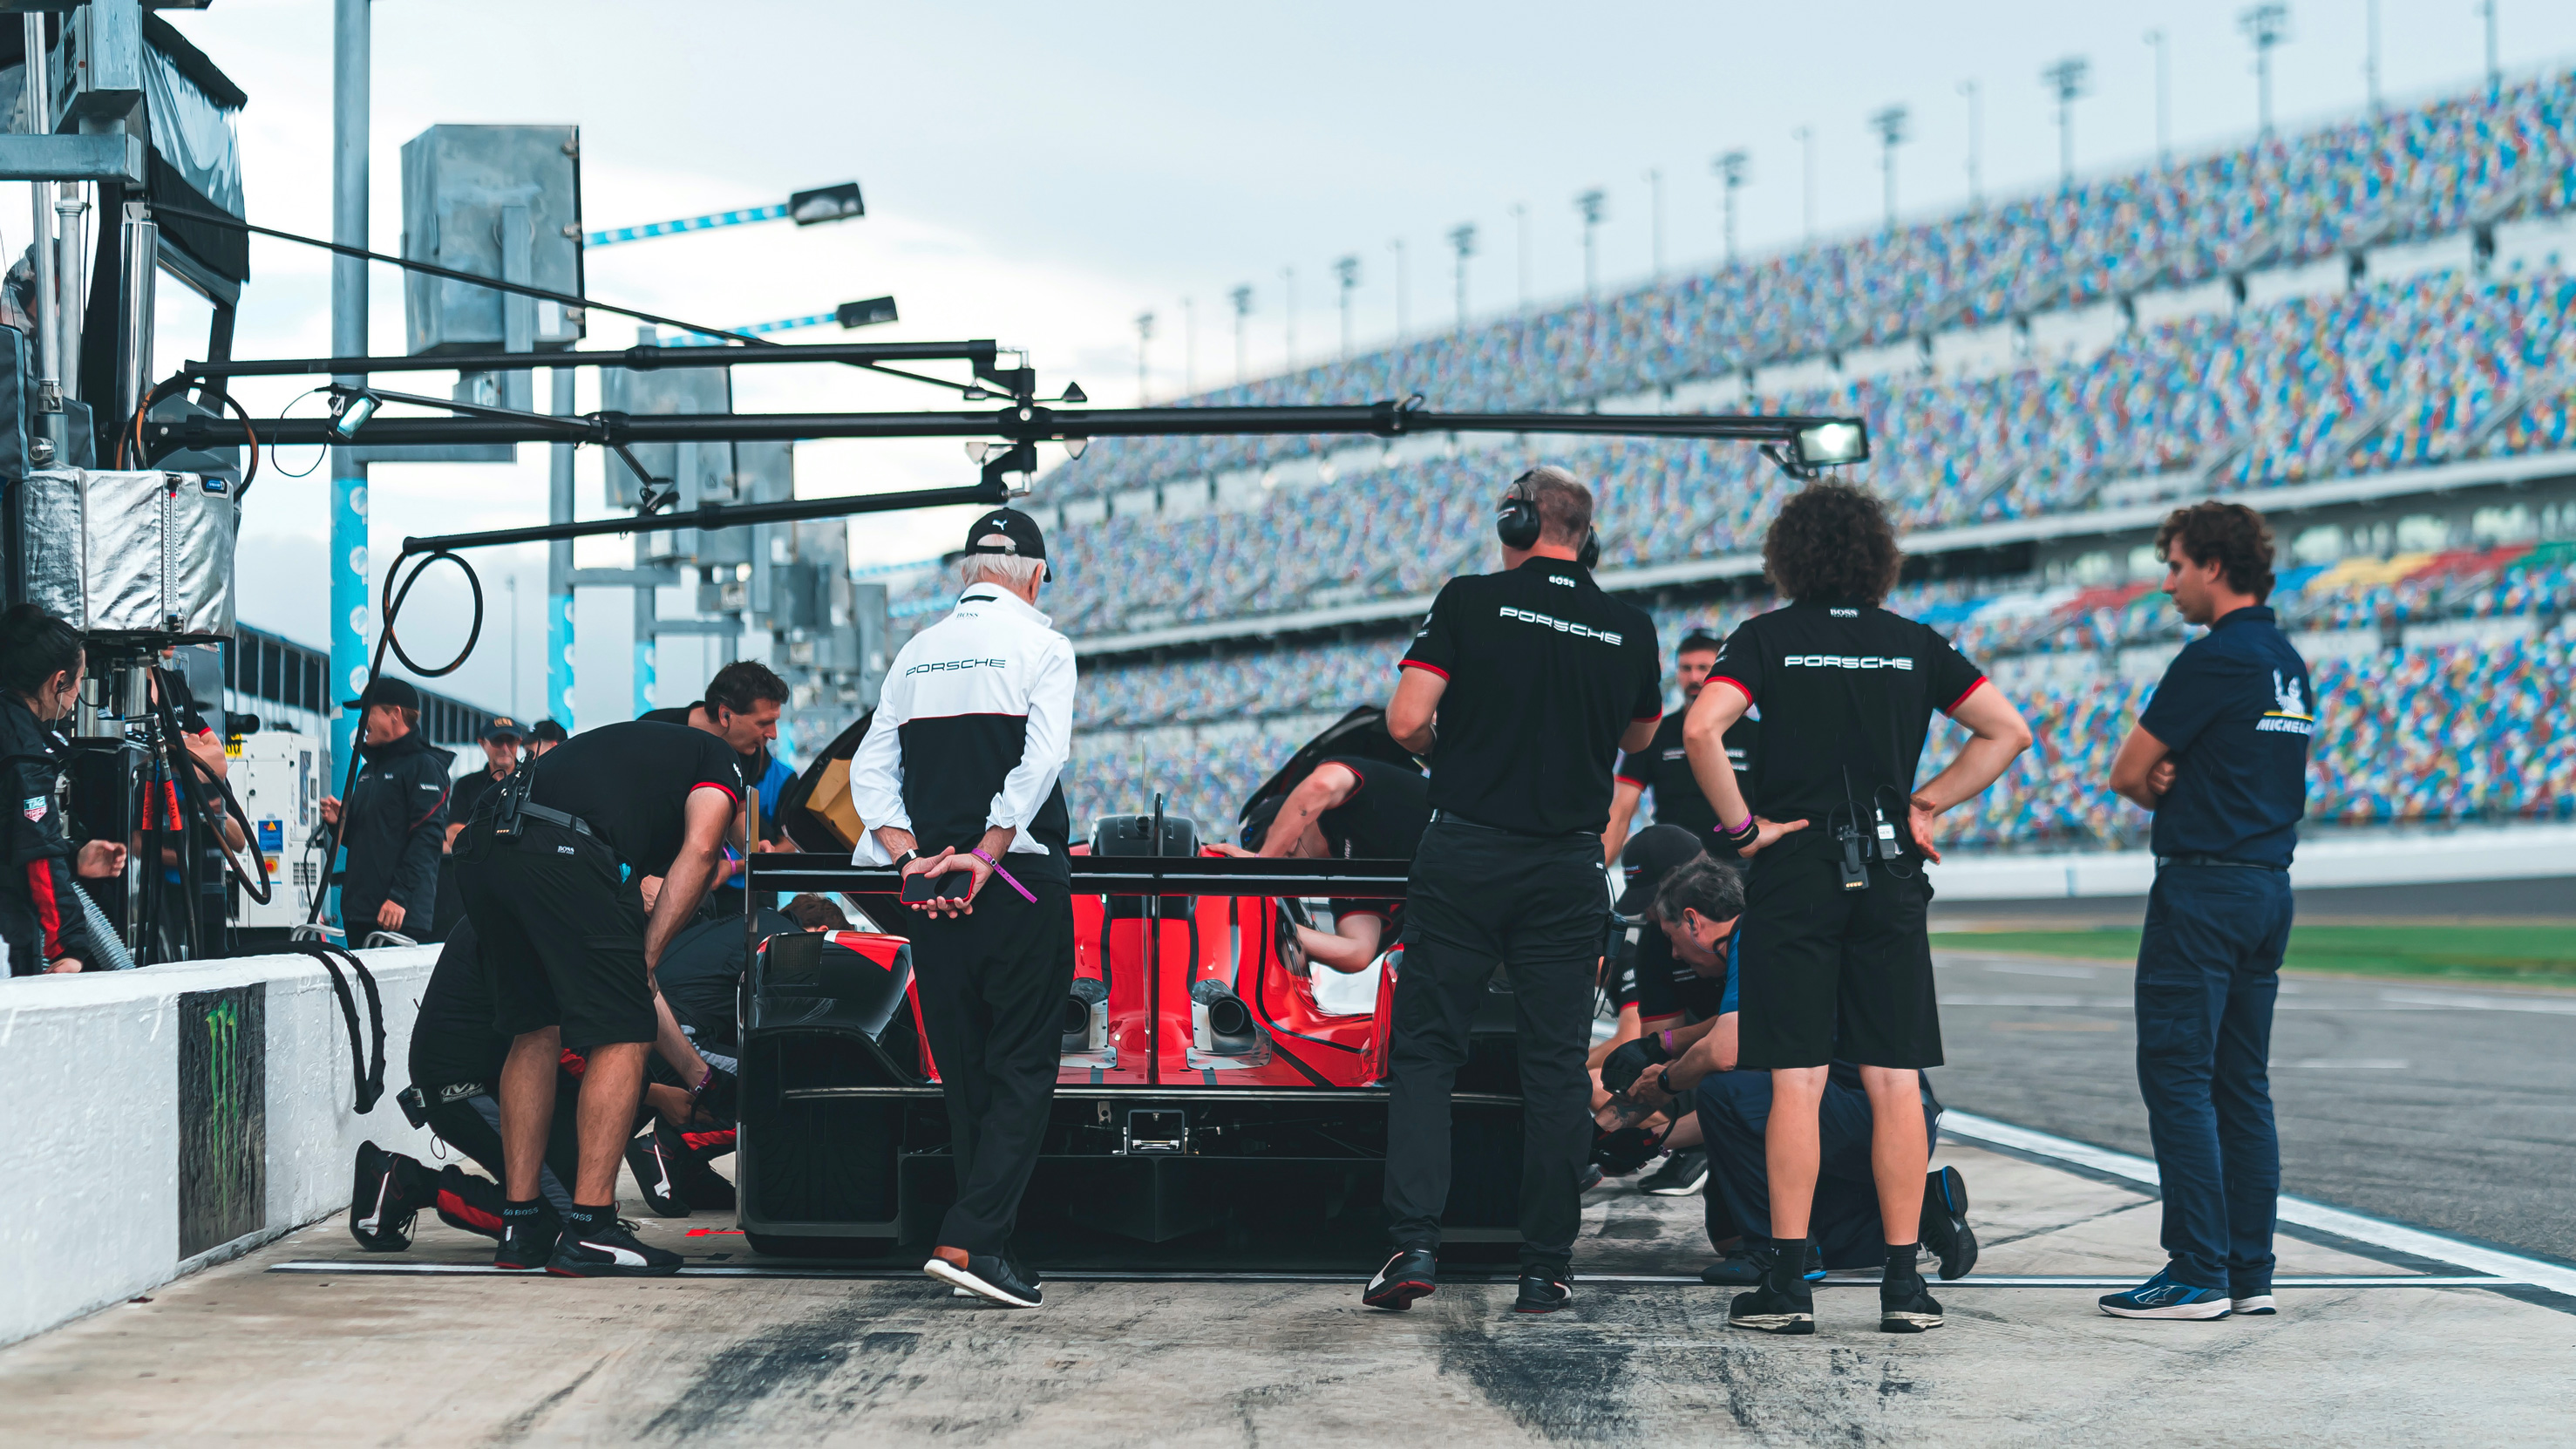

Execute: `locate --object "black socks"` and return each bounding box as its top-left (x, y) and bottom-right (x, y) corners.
top-left (502, 1198), bottom-right (550, 1227)
top-left (564, 1202), bottom-right (614, 1231)
top-left (1884, 1242), bottom-right (1924, 1282)
top-left (1768, 1237), bottom-right (1812, 1293)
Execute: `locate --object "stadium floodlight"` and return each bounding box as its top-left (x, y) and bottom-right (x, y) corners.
top-left (587, 181), bottom-right (865, 248)
top-left (2042, 56), bottom-right (2091, 192)
top-left (1713, 150), bottom-right (1750, 262)
top-left (1870, 105), bottom-right (1910, 233)
top-left (1574, 188), bottom-right (1607, 299)
top-left (2237, 5), bottom-right (2289, 138)
top-left (1793, 419), bottom-right (1870, 468)
top-left (789, 183), bottom-right (866, 226)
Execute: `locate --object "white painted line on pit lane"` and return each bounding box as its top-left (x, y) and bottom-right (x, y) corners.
top-left (1941, 1110), bottom-right (2576, 1302)
top-left (259, 1262), bottom-right (2512, 1289)
top-left (2279, 1058), bottom-right (2411, 1069)
top-left (2376, 989), bottom-right (2576, 1015)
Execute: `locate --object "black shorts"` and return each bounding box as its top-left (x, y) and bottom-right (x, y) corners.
top-left (453, 820), bottom-right (654, 1053)
top-left (1737, 842), bottom-right (1941, 1071)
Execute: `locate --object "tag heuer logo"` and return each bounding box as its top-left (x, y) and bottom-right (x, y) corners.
top-left (22, 796), bottom-right (46, 823)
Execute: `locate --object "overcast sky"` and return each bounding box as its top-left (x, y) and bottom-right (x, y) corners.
top-left (100, 0), bottom-right (2576, 721)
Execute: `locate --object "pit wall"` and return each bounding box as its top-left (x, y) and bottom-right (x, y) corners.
top-left (1927, 821), bottom-right (2576, 900)
top-left (0, 947), bottom-right (439, 1348)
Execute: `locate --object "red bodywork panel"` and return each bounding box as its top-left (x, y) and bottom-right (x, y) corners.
top-left (896, 848), bottom-right (1391, 1089)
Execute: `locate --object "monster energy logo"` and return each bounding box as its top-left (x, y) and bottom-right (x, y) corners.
top-left (179, 986), bottom-right (266, 1258)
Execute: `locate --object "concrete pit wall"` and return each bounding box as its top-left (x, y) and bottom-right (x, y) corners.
top-left (1, 947), bottom-right (439, 1348)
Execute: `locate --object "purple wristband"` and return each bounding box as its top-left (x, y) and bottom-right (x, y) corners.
top-left (1721, 813), bottom-right (1752, 837)
top-left (972, 847), bottom-right (1037, 902)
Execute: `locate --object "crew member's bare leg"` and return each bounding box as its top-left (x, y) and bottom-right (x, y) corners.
top-left (497, 1027), bottom-right (563, 1201)
top-left (1764, 1065), bottom-right (1829, 1239)
top-left (1860, 1065), bottom-right (1929, 1246)
top-left (571, 1042), bottom-right (649, 1206)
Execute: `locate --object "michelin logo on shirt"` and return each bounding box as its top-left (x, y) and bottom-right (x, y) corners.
top-left (2257, 670), bottom-right (2314, 735)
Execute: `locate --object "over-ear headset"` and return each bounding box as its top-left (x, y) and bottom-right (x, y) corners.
top-left (1496, 471), bottom-right (1602, 568)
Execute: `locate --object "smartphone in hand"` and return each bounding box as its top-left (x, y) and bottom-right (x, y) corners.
top-left (900, 870), bottom-right (940, 904)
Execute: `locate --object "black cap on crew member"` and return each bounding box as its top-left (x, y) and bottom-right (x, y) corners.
top-left (961, 507), bottom-right (1050, 582)
top-left (479, 716), bottom-right (525, 742)
top-left (1616, 823), bottom-right (1709, 916)
top-left (343, 677), bottom-right (423, 711)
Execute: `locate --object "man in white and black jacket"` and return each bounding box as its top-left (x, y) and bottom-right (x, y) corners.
top-left (849, 507), bottom-right (1077, 1310)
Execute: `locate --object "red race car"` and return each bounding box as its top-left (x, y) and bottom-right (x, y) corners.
top-left (738, 833), bottom-right (1535, 1269)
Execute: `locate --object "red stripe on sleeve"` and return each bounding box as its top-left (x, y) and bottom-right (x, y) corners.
top-left (1614, 772), bottom-right (1648, 788)
top-left (26, 861), bottom-right (65, 958)
top-left (1632, 711), bottom-right (1664, 724)
top-left (1942, 677), bottom-right (1990, 715)
top-left (1704, 675), bottom-right (1753, 704)
top-left (1397, 661), bottom-right (1449, 680)
top-left (690, 781), bottom-right (742, 802)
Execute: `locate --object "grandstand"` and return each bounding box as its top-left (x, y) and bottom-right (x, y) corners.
top-left (947, 69), bottom-right (2576, 853)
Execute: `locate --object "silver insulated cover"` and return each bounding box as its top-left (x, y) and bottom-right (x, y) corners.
top-left (22, 469), bottom-right (240, 642)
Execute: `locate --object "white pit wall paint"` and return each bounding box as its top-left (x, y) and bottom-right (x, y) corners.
top-left (0, 947), bottom-right (439, 1348)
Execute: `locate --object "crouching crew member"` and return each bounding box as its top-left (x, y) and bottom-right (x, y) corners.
top-left (1684, 481), bottom-right (2029, 1336)
top-left (1365, 466), bottom-right (1662, 1317)
top-left (851, 507), bottom-right (1077, 1310)
top-left (1613, 857), bottom-right (1980, 1288)
top-left (453, 718), bottom-right (743, 1276)
top-left (1224, 756), bottom-right (1430, 975)
top-left (2097, 502), bottom-right (2309, 1322)
top-left (1599, 824), bottom-right (1733, 1195)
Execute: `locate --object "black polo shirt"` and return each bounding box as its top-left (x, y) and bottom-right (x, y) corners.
top-left (1615, 708), bottom-right (1761, 859)
top-left (1401, 557), bottom-right (1662, 835)
top-left (526, 720), bottom-right (744, 875)
top-left (2138, 605), bottom-right (2313, 867)
top-left (1315, 757), bottom-right (1431, 925)
top-left (1709, 599), bottom-right (1986, 829)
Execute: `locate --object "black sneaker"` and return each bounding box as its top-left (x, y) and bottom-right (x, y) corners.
top-left (349, 1141), bottom-right (428, 1252)
top-left (1641, 1148), bottom-right (1709, 1196)
top-left (624, 1127), bottom-right (690, 1218)
top-left (1727, 1280), bottom-right (1815, 1335)
top-left (926, 1250), bottom-right (1043, 1308)
top-left (1363, 1248), bottom-right (1438, 1310)
top-left (1919, 1165), bottom-right (1978, 1281)
top-left (547, 1216), bottom-right (683, 1277)
top-left (1701, 1242), bottom-right (1825, 1287)
top-left (1880, 1269), bottom-right (1946, 1333)
top-left (1577, 1162), bottom-right (1607, 1194)
top-left (493, 1202), bottom-right (561, 1271)
top-left (1514, 1270), bottom-right (1572, 1314)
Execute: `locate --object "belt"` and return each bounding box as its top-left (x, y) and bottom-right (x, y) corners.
top-left (513, 802), bottom-right (595, 839)
top-left (1429, 809), bottom-right (1597, 841)
top-left (2157, 854), bottom-right (2287, 872)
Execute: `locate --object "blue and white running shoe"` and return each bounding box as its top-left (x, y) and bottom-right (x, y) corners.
top-left (2098, 1268), bottom-right (2233, 1320)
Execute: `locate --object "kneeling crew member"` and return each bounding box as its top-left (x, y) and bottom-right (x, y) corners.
top-left (1224, 756), bottom-right (1430, 975)
top-left (1366, 466), bottom-right (1662, 1317)
top-left (1685, 480), bottom-right (2029, 1336)
top-left (1613, 858), bottom-right (1979, 1288)
top-left (1606, 825), bottom-right (1733, 1195)
top-left (454, 718), bottom-right (743, 1276)
top-left (851, 507), bottom-right (1077, 1310)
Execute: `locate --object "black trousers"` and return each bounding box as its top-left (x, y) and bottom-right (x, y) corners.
top-left (1695, 1068), bottom-right (1940, 1270)
top-left (910, 874), bottom-right (1077, 1256)
top-left (1383, 820), bottom-right (1607, 1270)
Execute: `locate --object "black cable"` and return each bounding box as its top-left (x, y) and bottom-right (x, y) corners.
top-left (265, 387), bottom-right (336, 479)
top-left (153, 678), bottom-right (274, 908)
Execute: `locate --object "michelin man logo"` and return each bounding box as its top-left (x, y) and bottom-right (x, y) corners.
top-left (2258, 669), bottom-right (2315, 735)
top-left (2273, 670), bottom-right (2307, 719)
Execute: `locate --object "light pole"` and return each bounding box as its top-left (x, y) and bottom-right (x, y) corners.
top-left (2238, 4), bottom-right (2289, 139)
top-left (2364, 0), bottom-right (2382, 113)
top-left (1958, 82), bottom-right (1982, 209)
top-left (1714, 150), bottom-right (1750, 262)
top-left (1229, 284), bottom-right (1252, 384)
top-left (1281, 265), bottom-right (1296, 370)
top-left (1791, 126), bottom-right (1816, 240)
top-left (1511, 204), bottom-right (1530, 309)
top-left (1644, 168), bottom-right (1665, 279)
top-left (1182, 296), bottom-right (1196, 393)
top-left (1446, 223), bottom-right (1477, 329)
top-left (1870, 105), bottom-right (1909, 233)
top-left (1134, 310), bottom-right (1154, 405)
top-left (2144, 30), bottom-right (2171, 167)
top-left (2479, 0), bottom-right (2499, 100)
top-left (2042, 56), bottom-right (2091, 192)
top-left (1574, 189), bottom-right (1606, 299)
top-left (1389, 238), bottom-right (1409, 338)
top-left (1334, 255), bottom-right (1360, 358)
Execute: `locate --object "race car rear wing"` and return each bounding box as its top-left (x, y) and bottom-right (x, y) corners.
top-left (749, 851), bottom-right (1412, 900)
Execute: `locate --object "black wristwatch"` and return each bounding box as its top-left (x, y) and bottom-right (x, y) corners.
top-left (892, 849), bottom-right (920, 871)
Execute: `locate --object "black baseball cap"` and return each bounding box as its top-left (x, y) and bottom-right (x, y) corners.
top-left (961, 507), bottom-right (1050, 581)
top-left (529, 718), bottom-right (568, 744)
top-left (1615, 823), bottom-right (1709, 917)
top-left (478, 716), bottom-right (526, 742)
top-left (343, 677), bottom-right (421, 711)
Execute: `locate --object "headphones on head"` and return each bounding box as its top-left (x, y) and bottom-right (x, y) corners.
top-left (1496, 471), bottom-right (1601, 569)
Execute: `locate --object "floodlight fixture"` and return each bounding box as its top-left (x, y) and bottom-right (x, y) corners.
top-left (329, 391), bottom-right (380, 439)
top-left (789, 182), bottom-right (866, 226)
top-left (836, 296), bottom-right (899, 329)
top-left (1795, 418), bottom-right (1870, 467)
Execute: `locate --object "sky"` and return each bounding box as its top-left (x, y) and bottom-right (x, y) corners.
top-left (70, 0), bottom-right (2576, 723)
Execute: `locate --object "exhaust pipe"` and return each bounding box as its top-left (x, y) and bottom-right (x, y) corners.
top-left (1189, 979), bottom-right (1261, 1058)
top-left (1064, 976), bottom-right (1108, 1053)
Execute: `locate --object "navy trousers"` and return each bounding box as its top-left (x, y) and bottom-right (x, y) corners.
top-left (2134, 863), bottom-right (2293, 1292)
top-left (1694, 1067), bottom-right (1939, 1270)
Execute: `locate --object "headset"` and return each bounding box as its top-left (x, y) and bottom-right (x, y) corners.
top-left (1496, 470), bottom-right (1603, 569)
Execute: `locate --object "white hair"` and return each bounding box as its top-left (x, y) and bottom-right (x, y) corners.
top-left (956, 548), bottom-right (1044, 595)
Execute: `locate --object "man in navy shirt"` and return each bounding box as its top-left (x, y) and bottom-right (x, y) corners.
top-left (2101, 500), bottom-right (2312, 1322)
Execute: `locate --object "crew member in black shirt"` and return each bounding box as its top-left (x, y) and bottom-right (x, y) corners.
top-left (1221, 756), bottom-right (1429, 974)
top-left (1684, 481), bottom-right (2030, 1337)
top-left (320, 678), bottom-right (452, 944)
top-left (432, 718), bottom-right (524, 944)
top-left (453, 718), bottom-right (742, 1277)
top-left (1604, 633), bottom-right (1759, 863)
top-left (1363, 466), bottom-right (1662, 1317)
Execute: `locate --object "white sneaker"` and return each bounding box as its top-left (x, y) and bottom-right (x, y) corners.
top-left (2233, 1294), bottom-right (2277, 1316)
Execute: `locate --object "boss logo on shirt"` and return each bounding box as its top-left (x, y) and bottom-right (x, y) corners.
top-left (905, 656), bottom-right (1010, 677)
top-left (1831, 608), bottom-right (1859, 617)
top-left (1784, 654), bottom-right (1914, 671)
top-left (1547, 575), bottom-right (1574, 588)
top-left (1497, 606), bottom-right (1622, 645)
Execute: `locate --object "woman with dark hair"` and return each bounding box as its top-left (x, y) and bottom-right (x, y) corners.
top-left (0, 605), bottom-right (126, 974)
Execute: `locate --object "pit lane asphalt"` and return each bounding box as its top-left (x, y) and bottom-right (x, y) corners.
top-left (1927, 949), bottom-right (2576, 1265)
